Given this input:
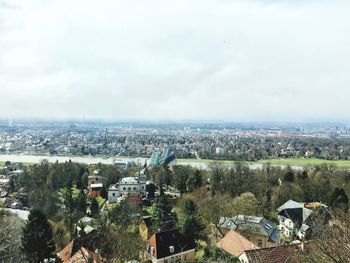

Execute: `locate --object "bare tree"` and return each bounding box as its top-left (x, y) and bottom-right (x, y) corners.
top-left (0, 211), bottom-right (24, 263)
top-left (298, 211), bottom-right (350, 263)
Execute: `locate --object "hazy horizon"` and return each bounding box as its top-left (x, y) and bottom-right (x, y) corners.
top-left (1, 117), bottom-right (349, 126)
top-left (1, 0), bottom-right (350, 122)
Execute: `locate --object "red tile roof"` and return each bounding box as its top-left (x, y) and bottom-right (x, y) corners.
top-left (243, 244), bottom-right (299, 263)
top-left (217, 230), bottom-right (259, 257)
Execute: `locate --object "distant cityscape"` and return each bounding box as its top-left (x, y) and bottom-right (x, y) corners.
top-left (1, 120), bottom-right (350, 161)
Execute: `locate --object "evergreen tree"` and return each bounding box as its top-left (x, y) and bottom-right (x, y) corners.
top-left (283, 169), bottom-right (295, 182)
top-left (152, 195), bottom-right (177, 232)
top-left (100, 187), bottom-right (108, 199)
top-left (76, 189), bottom-right (87, 213)
top-left (262, 188), bottom-right (272, 219)
top-left (187, 169), bottom-right (203, 192)
top-left (8, 176), bottom-right (16, 193)
top-left (208, 162), bottom-right (225, 195)
top-left (329, 187), bottom-right (349, 212)
top-left (29, 187), bottom-right (60, 218)
top-left (146, 183), bottom-right (156, 199)
top-left (177, 199), bottom-right (204, 241)
top-left (22, 209), bottom-right (55, 263)
top-left (90, 198), bottom-right (99, 217)
top-left (64, 182), bottom-right (74, 213)
top-left (173, 166), bottom-right (190, 195)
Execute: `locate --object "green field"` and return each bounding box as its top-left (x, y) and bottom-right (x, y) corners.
top-left (177, 157), bottom-right (350, 168)
top-left (177, 158), bottom-right (235, 164)
top-left (257, 158), bottom-right (350, 168)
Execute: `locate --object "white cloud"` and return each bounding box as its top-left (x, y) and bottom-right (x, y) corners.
top-left (0, 0), bottom-right (350, 121)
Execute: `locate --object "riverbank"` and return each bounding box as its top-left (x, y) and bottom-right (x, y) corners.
top-left (0, 154), bottom-right (349, 170)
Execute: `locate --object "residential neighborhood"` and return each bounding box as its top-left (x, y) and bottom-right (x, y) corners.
top-left (2, 0), bottom-right (350, 261)
top-left (1, 148), bottom-right (348, 263)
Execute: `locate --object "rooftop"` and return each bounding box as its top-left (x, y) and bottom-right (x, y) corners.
top-left (148, 229), bottom-right (196, 259)
top-left (217, 229), bottom-right (259, 257)
top-left (219, 215), bottom-right (280, 242)
top-left (120, 177), bottom-right (139, 184)
top-left (244, 244), bottom-right (299, 263)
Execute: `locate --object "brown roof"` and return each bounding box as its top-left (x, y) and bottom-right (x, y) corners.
top-left (67, 247), bottom-right (105, 263)
top-left (243, 244), bottom-right (299, 263)
top-left (217, 229), bottom-right (259, 257)
top-left (57, 241), bottom-right (76, 262)
top-left (57, 240), bottom-right (103, 263)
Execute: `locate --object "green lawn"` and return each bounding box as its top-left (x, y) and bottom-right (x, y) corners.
top-left (96, 196), bottom-right (105, 206)
top-left (177, 158), bottom-right (236, 164)
top-left (257, 157), bottom-right (350, 168)
top-left (177, 157), bottom-right (350, 168)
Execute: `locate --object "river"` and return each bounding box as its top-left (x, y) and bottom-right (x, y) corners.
top-left (0, 154), bottom-right (303, 170)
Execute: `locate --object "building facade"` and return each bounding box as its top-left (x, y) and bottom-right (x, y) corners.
top-left (108, 176), bottom-right (147, 203)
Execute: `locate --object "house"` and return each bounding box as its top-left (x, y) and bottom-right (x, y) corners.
top-left (88, 174), bottom-right (104, 197)
top-left (108, 176), bottom-right (147, 203)
top-left (239, 244), bottom-right (300, 263)
top-left (276, 200), bottom-right (327, 239)
top-left (90, 183), bottom-right (103, 198)
top-left (217, 230), bottom-right (300, 263)
top-left (277, 200), bottom-right (311, 239)
top-left (140, 217), bottom-right (153, 241)
top-left (146, 229), bottom-right (196, 263)
top-left (57, 240), bottom-right (104, 263)
top-left (67, 247), bottom-right (105, 263)
top-left (217, 229), bottom-right (259, 258)
top-left (216, 215), bottom-right (280, 247)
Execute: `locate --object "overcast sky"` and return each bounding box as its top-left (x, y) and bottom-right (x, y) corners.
top-left (1, 0), bottom-right (350, 122)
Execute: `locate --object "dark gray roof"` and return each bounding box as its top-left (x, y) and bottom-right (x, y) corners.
top-left (218, 215), bottom-right (280, 243)
top-left (151, 229), bottom-right (196, 259)
top-left (277, 200), bottom-right (313, 227)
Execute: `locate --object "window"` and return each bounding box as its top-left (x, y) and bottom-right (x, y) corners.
top-left (133, 187), bottom-right (136, 190)
top-left (258, 240), bottom-right (263, 247)
top-left (141, 186), bottom-right (144, 189)
top-left (123, 187), bottom-right (126, 191)
top-left (112, 193), bottom-right (115, 196)
top-left (128, 187), bottom-right (131, 190)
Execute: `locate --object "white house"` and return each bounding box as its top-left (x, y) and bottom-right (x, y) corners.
top-left (108, 176), bottom-right (147, 203)
top-left (276, 200), bottom-right (315, 239)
